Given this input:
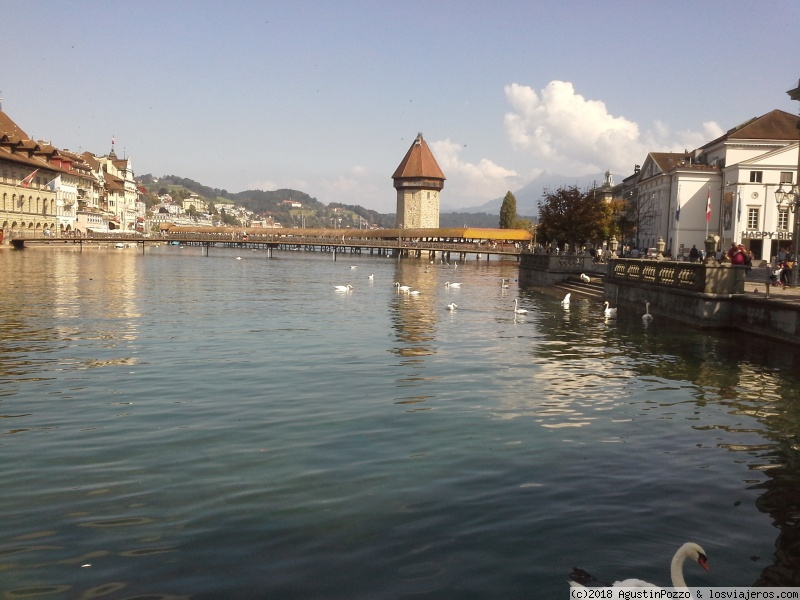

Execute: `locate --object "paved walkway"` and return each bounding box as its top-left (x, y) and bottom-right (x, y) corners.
top-left (743, 265), bottom-right (800, 303)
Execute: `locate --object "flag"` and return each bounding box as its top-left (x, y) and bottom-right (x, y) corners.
top-left (675, 201), bottom-right (680, 222)
top-left (46, 175), bottom-right (61, 191)
top-left (737, 191), bottom-right (741, 223)
top-left (706, 187), bottom-right (712, 222)
top-left (20, 169), bottom-right (38, 188)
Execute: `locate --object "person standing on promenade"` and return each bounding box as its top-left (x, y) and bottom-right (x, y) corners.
top-left (689, 245), bottom-right (699, 262)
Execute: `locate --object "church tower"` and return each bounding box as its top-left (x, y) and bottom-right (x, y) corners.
top-left (392, 133), bottom-right (445, 229)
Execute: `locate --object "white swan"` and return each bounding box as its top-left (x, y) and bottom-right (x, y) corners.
top-left (642, 301), bottom-right (654, 324)
top-left (446, 303), bottom-right (457, 311)
top-left (513, 299), bottom-right (528, 314)
top-left (408, 290), bottom-right (421, 296)
top-left (350, 265), bottom-right (357, 269)
top-left (395, 282), bottom-right (411, 293)
top-left (580, 273), bottom-right (591, 283)
top-left (501, 278), bottom-right (510, 288)
top-left (334, 284), bottom-right (353, 292)
top-left (569, 542), bottom-right (708, 590)
top-left (445, 281), bottom-right (462, 288)
top-left (603, 301), bottom-right (617, 318)
top-left (368, 274), bottom-right (374, 280)
top-left (561, 293), bottom-right (571, 307)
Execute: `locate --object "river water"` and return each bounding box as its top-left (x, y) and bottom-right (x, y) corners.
top-left (2, 244), bottom-right (800, 599)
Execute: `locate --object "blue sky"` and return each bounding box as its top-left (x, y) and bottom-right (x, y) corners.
top-left (3, 0), bottom-right (799, 213)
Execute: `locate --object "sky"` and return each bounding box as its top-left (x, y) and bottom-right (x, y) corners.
top-left (3, 0), bottom-right (800, 213)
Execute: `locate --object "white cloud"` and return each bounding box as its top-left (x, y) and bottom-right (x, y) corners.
top-left (503, 80), bottom-right (723, 175)
top-left (429, 138), bottom-right (521, 205)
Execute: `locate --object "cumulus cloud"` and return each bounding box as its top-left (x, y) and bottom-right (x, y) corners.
top-left (429, 138), bottom-right (521, 205)
top-left (504, 80), bottom-right (723, 175)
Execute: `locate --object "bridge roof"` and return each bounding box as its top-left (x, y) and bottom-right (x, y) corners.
top-left (163, 224), bottom-right (532, 241)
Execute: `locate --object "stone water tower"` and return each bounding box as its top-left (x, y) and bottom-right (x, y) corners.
top-left (392, 133), bottom-right (445, 229)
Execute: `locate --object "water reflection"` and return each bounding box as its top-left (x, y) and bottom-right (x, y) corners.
top-left (5, 248), bottom-right (800, 593)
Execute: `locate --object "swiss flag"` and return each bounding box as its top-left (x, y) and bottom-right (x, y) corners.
top-left (21, 169), bottom-right (39, 188)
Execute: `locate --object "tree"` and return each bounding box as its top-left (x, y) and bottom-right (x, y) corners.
top-left (536, 186), bottom-right (610, 250)
top-left (499, 191), bottom-right (517, 229)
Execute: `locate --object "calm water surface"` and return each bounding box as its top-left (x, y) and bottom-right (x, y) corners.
top-left (2, 245), bottom-right (800, 599)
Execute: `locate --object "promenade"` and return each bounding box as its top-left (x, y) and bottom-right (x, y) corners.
top-left (743, 264), bottom-right (800, 303)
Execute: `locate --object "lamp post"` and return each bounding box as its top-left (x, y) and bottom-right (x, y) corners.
top-left (775, 78), bottom-right (800, 287)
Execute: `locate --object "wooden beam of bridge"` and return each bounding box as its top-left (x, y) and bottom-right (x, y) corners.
top-left (9, 232), bottom-right (526, 259)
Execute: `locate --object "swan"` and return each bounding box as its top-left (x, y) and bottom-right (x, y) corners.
top-left (569, 542), bottom-right (709, 590)
top-left (334, 284), bottom-right (353, 292)
top-left (350, 265), bottom-right (357, 269)
top-left (446, 303), bottom-right (457, 311)
top-left (501, 278), bottom-right (510, 288)
top-left (603, 301), bottom-right (617, 318)
top-left (580, 273), bottom-right (591, 283)
top-left (445, 281), bottom-right (462, 288)
top-left (395, 282), bottom-right (411, 293)
top-left (368, 274), bottom-right (374, 280)
top-left (561, 293), bottom-right (571, 307)
top-left (408, 290), bottom-right (421, 296)
top-left (513, 299), bottom-right (528, 314)
top-left (642, 301), bottom-right (654, 324)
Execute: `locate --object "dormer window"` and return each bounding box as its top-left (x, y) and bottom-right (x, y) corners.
top-left (749, 171), bottom-right (763, 183)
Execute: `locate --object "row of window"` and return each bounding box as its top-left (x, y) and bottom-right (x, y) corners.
top-left (744, 206), bottom-right (790, 230)
top-left (749, 171), bottom-right (795, 184)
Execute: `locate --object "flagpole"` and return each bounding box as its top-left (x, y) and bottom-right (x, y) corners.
top-left (675, 185), bottom-right (681, 259)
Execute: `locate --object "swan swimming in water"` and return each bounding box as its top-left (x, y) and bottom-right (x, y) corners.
top-left (561, 293), bottom-right (571, 307)
top-left (445, 281), bottom-right (462, 288)
top-left (642, 301), bottom-right (653, 324)
top-left (580, 273), bottom-right (591, 283)
top-left (334, 284), bottom-right (353, 292)
top-left (408, 290), bottom-right (421, 296)
top-left (501, 278), bottom-right (510, 288)
top-left (368, 274), bottom-right (374, 280)
top-left (569, 541), bottom-right (709, 590)
top-left (513, 299), bottom-right (528, 314)
top-left (603, 301), bottom-right (617, 318)
top-left (446, 303), bottom-right (458, 311)
top-left (395, 282), bottom-right (411, 293)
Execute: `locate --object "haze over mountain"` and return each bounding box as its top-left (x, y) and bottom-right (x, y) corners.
top-left (442, 171), bottom-right (618, 218)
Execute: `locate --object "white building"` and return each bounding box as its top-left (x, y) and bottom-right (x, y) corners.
top-left (633, 109), bottom-right (800, 261)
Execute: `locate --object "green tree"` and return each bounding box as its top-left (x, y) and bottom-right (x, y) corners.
top-left (537, 186), bottom-right (609, 250)
top-left (499, 191), bottom-right (517, 229)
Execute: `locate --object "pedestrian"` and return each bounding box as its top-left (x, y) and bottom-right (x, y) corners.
top-left (730, 244), bottom-right (747, 266)
top-left (689, 245), bottom-right (699, 262)
top-left (782, 259), bottom-right (795, 286)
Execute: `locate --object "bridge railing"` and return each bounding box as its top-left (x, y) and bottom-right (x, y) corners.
top-left (607, 258), bottom-right (745, 295)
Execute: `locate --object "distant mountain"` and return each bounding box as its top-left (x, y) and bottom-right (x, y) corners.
top-left (446, 171), bottom-right (620, 219)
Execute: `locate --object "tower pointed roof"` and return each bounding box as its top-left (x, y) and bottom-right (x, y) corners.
top-left (392, 133), bottom-right (446, 181)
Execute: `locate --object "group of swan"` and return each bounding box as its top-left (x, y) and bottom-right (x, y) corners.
top-left (569, 541), bottom-right (708, 590)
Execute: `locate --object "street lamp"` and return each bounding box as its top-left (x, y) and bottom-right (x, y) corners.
top-left (775, 78), bottom-right (800, 287)
top-left (775, 183), bottom-right (800, 286)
